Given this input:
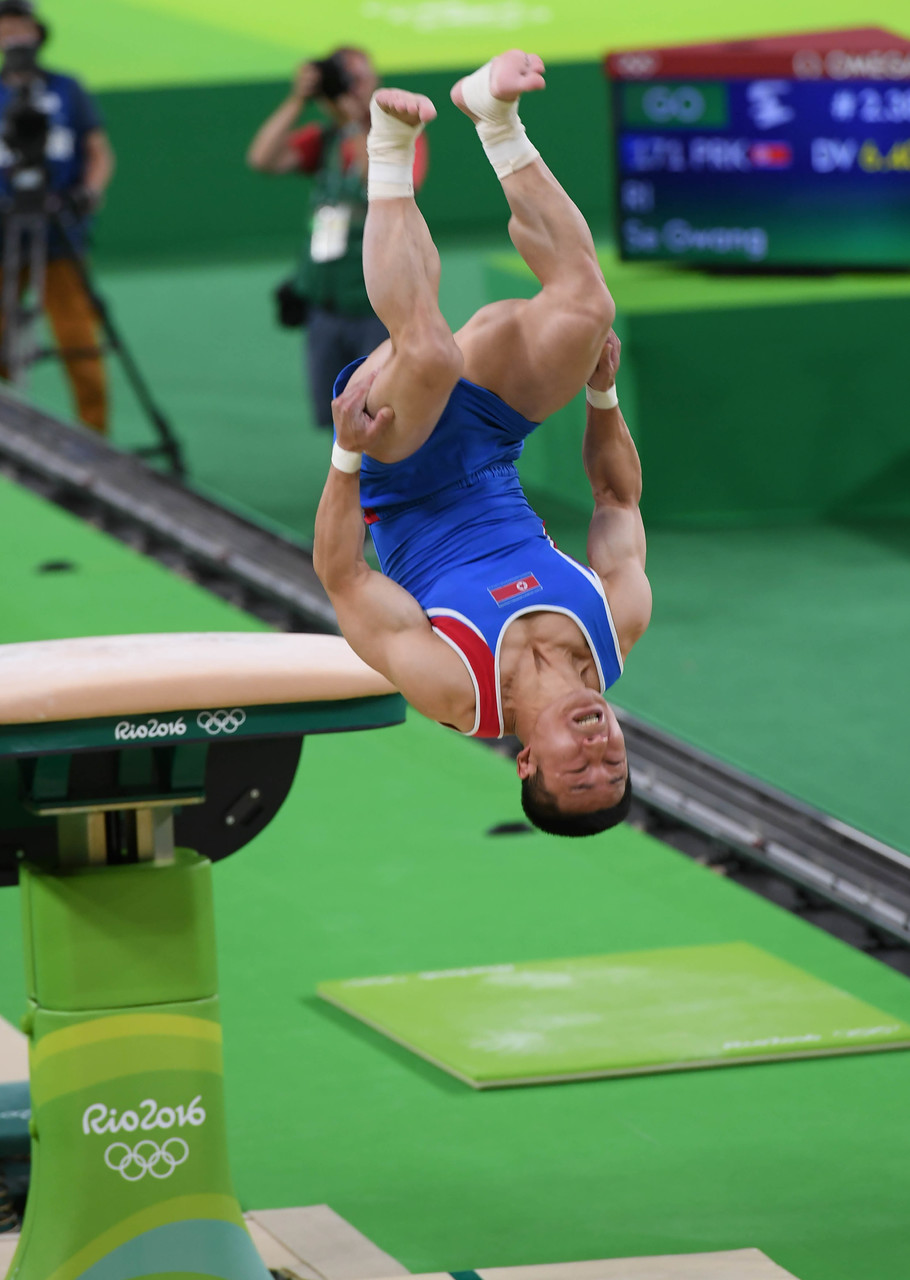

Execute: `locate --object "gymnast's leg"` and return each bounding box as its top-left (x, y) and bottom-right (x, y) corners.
top-left (451, 50), bottom-right (614, 422)
top-left (355, 89), bottom-right (463, 463)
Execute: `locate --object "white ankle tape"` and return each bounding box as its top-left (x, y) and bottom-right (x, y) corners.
top-left (367, 95), bottom-right (422, 200)
top-left (460, 61), bottom-right (539, 180)
top-left (368, 162), bottom-right (414, 200)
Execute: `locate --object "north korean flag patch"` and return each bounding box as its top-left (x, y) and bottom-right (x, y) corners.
top-left (489, 573), bottom-right (542, 606)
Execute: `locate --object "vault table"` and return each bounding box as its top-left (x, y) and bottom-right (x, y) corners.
top-left (0, 632), bottom-right (405, 1280)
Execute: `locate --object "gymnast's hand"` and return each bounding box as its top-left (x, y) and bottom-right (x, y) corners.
top-left (587, 329), bottom-right (621, 392)
top-left (331, 372), bottom-right (395, 454)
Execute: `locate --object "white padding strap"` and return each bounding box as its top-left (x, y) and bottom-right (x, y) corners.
top-left (367, 95), bottom-right (422, 200)
top-left (331, 442), bottom-right (363, 473)
top-left (586, 383), bottom-right (619, 410)
top-left (460, 61), bottom-right (539, 179)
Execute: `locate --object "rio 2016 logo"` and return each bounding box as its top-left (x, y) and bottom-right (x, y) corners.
top-left (112, 708), bottom-right (249, 742)
top-left (82, 1096), bottom-right (206, 1136)
top-left (105, 1137), bottom-right (189, 1182)
top-left (114, 716), bottom-right (186, 742)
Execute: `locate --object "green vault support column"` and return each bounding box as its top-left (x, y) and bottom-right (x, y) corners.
top-left (0, 632), bottom-right (405, 1280)
top-left (18, 846), bottom-right (262, 1280)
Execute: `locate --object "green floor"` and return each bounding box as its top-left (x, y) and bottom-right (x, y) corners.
top-left (21, 248), bottom-right (910, 855)
top-left (2, 477), bottom-right (910, 1279)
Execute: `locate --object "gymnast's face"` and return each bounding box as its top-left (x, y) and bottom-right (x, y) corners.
top-left (516, 691), bottom-right (628, 814)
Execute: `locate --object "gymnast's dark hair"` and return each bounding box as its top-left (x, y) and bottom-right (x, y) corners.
top-left (520, 772), bottom-right (633, 837)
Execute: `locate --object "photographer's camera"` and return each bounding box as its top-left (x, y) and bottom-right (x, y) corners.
top-left (311, 53), bottom-right (352, 102)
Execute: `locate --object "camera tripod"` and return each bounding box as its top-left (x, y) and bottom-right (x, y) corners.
top-left (0, 196), bottom-right (186, 476)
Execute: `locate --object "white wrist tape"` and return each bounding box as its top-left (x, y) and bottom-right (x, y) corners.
top-left (586, 383), bottom-right (619, 410)
top-left (367, 95), bottom-right (422, 200)
top-left (331, 442), bottom-right (363, 473)
top-left (460, 61), bottom-right (539, 180)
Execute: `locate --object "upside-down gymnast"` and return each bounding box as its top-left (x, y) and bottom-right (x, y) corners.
top-left (313, 50), bottom-right (652, 837)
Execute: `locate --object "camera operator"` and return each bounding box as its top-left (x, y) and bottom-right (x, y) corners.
top-left (247, 47), bottom-right (428, 430)
top-left (0, 0), bottom-right (114, 433)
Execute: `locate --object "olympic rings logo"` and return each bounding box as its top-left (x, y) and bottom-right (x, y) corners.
top-left (615, 53), bottom-right (659, 78)
top-left (196, 708), bottom-right (247, 736)
top-left (104, 1138), bottom-right (189, 1182)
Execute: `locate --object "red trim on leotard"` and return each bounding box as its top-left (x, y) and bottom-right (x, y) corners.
top-left (430, 614), bottom-right (502, 738)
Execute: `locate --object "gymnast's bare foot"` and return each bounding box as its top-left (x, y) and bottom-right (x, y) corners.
top-left (372, 88), bottom-right (437, 127)
top-left (450, 49), bottom-right (546, 121)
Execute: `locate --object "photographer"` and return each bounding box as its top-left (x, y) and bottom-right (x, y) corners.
top-left (0, 0), bottom-right (114, 434)
top-left (247, 48), bottom-right (427, 430)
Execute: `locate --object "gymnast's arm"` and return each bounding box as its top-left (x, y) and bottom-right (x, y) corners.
top-left (313, 414), bottom-right (474, 727)
top-left (582, 332), bottom-right (652, 657)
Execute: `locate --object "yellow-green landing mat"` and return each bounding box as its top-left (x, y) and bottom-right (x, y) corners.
top-left (319, 942), bottom-right (910, 1088)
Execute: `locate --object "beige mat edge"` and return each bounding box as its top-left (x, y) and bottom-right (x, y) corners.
top-left (0, 1205), bottom-right (408, 1278)
top-left (247, 1204), bottom-right (409, 1278)
top-left (0, 1212), bottom-right (800, 1280)
top-left (0, 1017), bottom-right (28, 1086)
top-left (373, 1252), bottom-right (799, 1280)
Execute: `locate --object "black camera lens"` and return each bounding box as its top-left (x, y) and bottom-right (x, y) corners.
top-left (313, 53), bottom-right (352, 102)
top-left (1, 41), bottom-right (38, 78)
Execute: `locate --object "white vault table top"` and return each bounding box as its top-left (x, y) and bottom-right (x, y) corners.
top-left (0, 632), bottom-right (397, 725)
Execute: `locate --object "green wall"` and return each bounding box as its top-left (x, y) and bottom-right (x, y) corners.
top-left (93, 62), bottom-right (613, 265)
top-left (486, 254), bottom-right (910, 528)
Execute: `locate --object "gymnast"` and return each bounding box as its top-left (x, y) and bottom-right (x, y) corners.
top-left (314, 50), bottom-right (651, 836)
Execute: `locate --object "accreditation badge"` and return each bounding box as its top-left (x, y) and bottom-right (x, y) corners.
top-left (310, 204), bottom-right (352, 263)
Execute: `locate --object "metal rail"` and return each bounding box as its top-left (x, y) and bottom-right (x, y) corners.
top-left (2, 391), bottom-right (908, 957)
top-left (617, 708), bottom-right (910, 951)
top-left (0, 391), bottom-right (336, 632)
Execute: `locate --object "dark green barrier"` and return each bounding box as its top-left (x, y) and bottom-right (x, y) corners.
top-left (93, 62), bottom-right (613, 264)
top-left (487, 252), bottom-right (910, 527)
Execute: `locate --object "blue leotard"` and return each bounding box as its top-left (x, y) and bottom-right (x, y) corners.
top-left (334, 358), bottom-right (623, 737)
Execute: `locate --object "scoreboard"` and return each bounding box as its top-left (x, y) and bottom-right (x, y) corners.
top-left (606, 28), bottom-right (910, 269)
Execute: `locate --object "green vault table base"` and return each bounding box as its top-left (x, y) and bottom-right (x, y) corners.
top-left (0, 632), bottom-right (405, 1280)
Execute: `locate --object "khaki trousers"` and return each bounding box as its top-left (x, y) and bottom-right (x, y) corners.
top-left (0, 256), bottom-right (108, 434)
